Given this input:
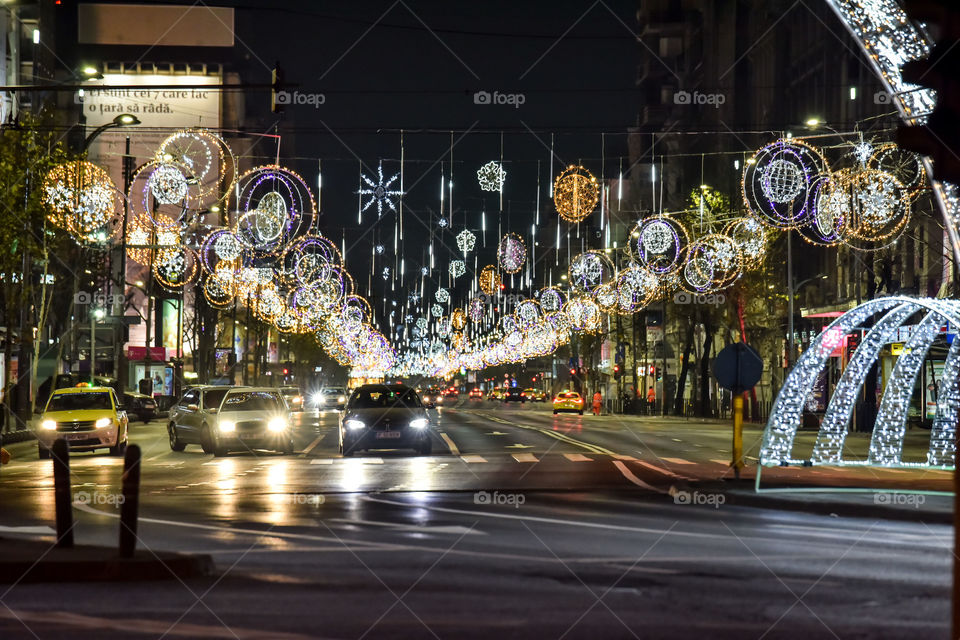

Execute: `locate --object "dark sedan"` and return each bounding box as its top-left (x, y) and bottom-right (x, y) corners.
top-left (503, 388), bottom-right (526, 403)
top-left (339, 385), bottom-right (432, 456)
top-left (123, 391), bottom-right (157, 423)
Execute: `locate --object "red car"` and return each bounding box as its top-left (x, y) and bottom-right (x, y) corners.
top-left (469, 388), bottom-right (483, 399)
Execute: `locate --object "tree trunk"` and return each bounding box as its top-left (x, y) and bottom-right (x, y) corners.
top-left (674, 319), bottom-right (695, 416)
top-left (698, 324), bottom-right (715, 417)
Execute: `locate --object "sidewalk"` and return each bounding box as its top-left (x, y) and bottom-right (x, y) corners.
top-left (0, 536), bottom-right (213, 583)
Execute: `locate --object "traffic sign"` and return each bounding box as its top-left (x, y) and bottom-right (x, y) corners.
top-left (712, 342), bottom-right (763, 393)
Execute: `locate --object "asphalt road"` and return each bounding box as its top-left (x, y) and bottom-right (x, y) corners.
top-left (0, 400), bottom-right (953, 639)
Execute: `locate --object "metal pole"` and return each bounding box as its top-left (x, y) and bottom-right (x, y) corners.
top-left (118, 444), bottom-right (140, 557)
top-left (115, 136), bottom-right (131, 392)
top-left (732, 394), bottom-right (744, 480)
top-left (661, 297), bottom-right (667, 417)
top-left (90, 309), bottom-right (96, 384)
top-left (787, 231), bottom-right (795, 370)
top-left (52, 438), bottom-right (73, 548)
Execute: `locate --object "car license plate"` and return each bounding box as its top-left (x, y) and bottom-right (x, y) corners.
top-left (65, 432), bottom-right (89, 441)
top-left (376, 431), bottom-right (402, 439)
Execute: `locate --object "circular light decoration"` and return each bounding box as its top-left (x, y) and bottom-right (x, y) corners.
top-left (631, 216), bottom-right (688, 275)
top-left (236, 165), bottom-right (314, 253)
top-left (375, 244), bottom-right (385, 255)
top-left (438, 217), bottom-right (450, 229)
top-left (449, 259), bottom-right (466, 279)
top-left (497, 233), bottom-right (526, 274)
top-left (477, 161), bottom-right (506, 192)
top-left (125, 219), bottom-right (153, 265)
top-left (616, 264), bottom-right (658, 313)
top-left (685, 234), bottom-right (742, 291)
top-left (723, 217), bottom-right (768, 268)
top-left (564, 296), bottom-right (603, 333)
top-left (797, 174), bottom-right (845, 247)
top-left (514, 300), bottom-right (540, 329)
top-left (742, 139), bottom-right (829, 229)
top-left (870, 143), bottom-right (926, 199)
top-left (554, 165), bottom-right (599, 223)
top-left (435, 288), bottom-right (450, 303)
top-left (451, 309), bottom-right (466, 330)
top-left (467, 297), bottom-right (485, 322)
top-left (153, 246), bottom-right (198, 289)
top-left (456, 229), bottom-right (476, 254)
top-left (214, 230), bottom-right (243, 262)
top-left (147, 163), bottom-right (189, 205)
top-left (43, 160), bottom-right (121, 239)
top-left (479, 265), bottom-right (501, 296)
top-left (157, 128), bottom-right (237, 207)
top-left (538, 287), bottom-right (564, 313)
top-left (826, 168), bottom-right (911, 250)
top-left (568, 250), bottom-right (614, 294)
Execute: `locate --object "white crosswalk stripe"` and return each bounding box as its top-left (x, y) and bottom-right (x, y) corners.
top-left (511, 453), bottom-right (539, 463)
top-left (563, 453), bottom-right (592, 462)
top-left (662, 457), bottom-right (696, 465)
top-left (460, 455), bottom-right (488, 463)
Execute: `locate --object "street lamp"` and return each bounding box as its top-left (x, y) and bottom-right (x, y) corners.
top-left (82, 113), bottom-right (141, 151)
top-left (787, 273), bottom-right (829, 368)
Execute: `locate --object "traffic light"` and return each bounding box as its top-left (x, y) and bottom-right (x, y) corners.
top-left (271, 64), bottom-right (285, 113)
top-left (896, 2), bottom-right (960, 183)
top-left (613, 364), bottom-right (621, 379)
top-left (570, 368), bottom-right (577, 376)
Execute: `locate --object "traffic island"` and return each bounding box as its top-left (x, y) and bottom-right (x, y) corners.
top-left (0, 535), bottom-right (213, 583)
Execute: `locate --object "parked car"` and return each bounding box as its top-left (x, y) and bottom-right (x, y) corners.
top-left (123, 391), bottom-right (157, 423)
top-left (552, 391), bottom-right (584, 415)
top-left (280, 386), bottom-right (303, 411)
top-left (503, 388), bottom-right (526, 403)
top-left (340, 384), bottom-right (431, 456)
top-left (37, 386), bottom-right (129, 458)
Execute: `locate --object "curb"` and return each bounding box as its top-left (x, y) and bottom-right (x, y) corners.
top-left (0, 430), bottom-right (35, 445)
top-left (0, 538), bottom-right (214, 583)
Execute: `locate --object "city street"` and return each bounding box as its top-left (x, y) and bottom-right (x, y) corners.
top-left (0, 402), bottom-right (952, 638)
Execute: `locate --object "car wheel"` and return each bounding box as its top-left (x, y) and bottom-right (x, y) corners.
top-left (578, 410), bottom-right (583, 415)
top-left (109, 439), bottom-right (127, 456)
top-left (213, 443), bottom-right (228, 457)
top-left (200, 425), bottom-right (214, 454)
top-left (38, 445), bottom-right (51, 459)
top-left (168, 423), bottom-right (186, 452)
top-left (553, 409), bottom-right (558, 415)
top-left (142, 416), bottom-right (151, 424)
top-left (419, 439), bottom-right (432, 455)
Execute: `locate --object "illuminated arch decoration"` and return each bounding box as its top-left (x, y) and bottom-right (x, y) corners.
top-left (824, 0), bottom-right (960, 269)
top-left (760, 296), bottom-right (959, 470)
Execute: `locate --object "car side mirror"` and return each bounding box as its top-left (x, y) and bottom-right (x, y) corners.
top-left (116, 404), bottom-right (126, 411)
top-left (187, 403), bottom-right (199, 411)
top-left (209, 407), bottom-right (218, 414)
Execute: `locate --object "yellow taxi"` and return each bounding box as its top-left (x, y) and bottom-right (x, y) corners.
top-left (552, 390), bottom-right (584, 415)
top-left (37, 385), bottom-right (129, 458)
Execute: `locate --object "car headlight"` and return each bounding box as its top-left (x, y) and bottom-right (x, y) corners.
top-left (219, 420), bottom-right (236, 433)
top-left (345, 419), bottom-right (365, 430)
top-left (338, 395), bottom-right (346, 403)
top-left (312, 393), bottom-right (323, 405)
top-left (268, 417), bottom-right (288, 432)
top-left (95, 417), bottom-right (112, 429)
top-left (409, 418), bottom-right (428, 429)
top-left (41, 419), bottom-right (57, 430)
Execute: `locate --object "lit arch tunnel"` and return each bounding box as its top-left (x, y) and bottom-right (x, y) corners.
top-left (760, 297), bottom-right (958, 470)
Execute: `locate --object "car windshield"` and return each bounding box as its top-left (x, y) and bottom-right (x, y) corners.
top-left (323, 389), bottom-right (344, 396)
top-left (349, 387), bottom-right (421, 409)
top-left (559, 392), bottom-right (578, 399)
top-left (47, 392), bottom-right (112, 412)
top-left (204, 389), bottom-right (229, 409)
top-left (281, 389), bottom-right (299, 398)
top-left (222, 391), bottom-right (282, 412)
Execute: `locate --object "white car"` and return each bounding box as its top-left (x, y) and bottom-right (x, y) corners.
top-left (314, 387), bottom-right (347, 410)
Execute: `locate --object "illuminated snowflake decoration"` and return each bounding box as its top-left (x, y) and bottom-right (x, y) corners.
top-left (431, 304), bottom-right (443, 317)
top-left (449, 260), bottom-right (466, 278)
top-left (148, 164), bottom-right (188, 205)
top-left (214, 233), bottom-right (242, 261)
top-left (382, 267), bottom-right (390, 280)
top-left (358, 162), bottom-right (403, 217)
top-left (853, 141), bottom-right (874, 167)
top-left (375, 244), bottom-right (385, 255)
top-left (760, 159), bottom-right (804, 203)
top-left (641, 220), bottom-right (673, 254)
top-left (477, 161), bottom-right (506, 192)
top-left (437, 217), bottom-right (450, 229)
top-left (456, 229), bottom-right (476, 254)
top-left (416, 317), bottom-right (428, 331)
top-left (420, 267), bottom-right (429, 276)
top-left (435, 288), bottom-right (450, 303)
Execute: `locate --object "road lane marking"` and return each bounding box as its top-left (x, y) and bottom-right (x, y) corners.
top-left (358, 457), bottom-right (383, 464)
top-left (564, 453), bottom-right (591, 462)
top-left (710, 459), bottom-right (730, 465)
top-left (613, 461), bottom-right (666, 493)
top-left (328, 518), bottom-right (485, 536)
top-left (632, 459), bottom-right (694, 481)
top-left (301, 435), bottom-right (324, 456)
top-left (612, 455), bottom-right (637, 461)
top-left (439, 432), bottom-right (460, 455)
top-left (0, 525), bottom-right (56, 535)
top-left (310, 459), bottom-right (333, 465)
top-left (505, 443), bottom-right (533, 449)
top-left (460, 455), bottom-right (487, 463)
top-left (662, 457), bottom-right (696, 465)
top-left (511, 453), bottom-right (538, 463)
top-left (485, 431), bottom-right (507, 435)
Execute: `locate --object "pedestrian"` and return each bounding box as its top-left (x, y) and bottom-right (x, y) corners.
top-left (621, 389), bottom-right (633, 414)
top-left (646, 385), bottom-right (656, 415)
top-left (592, 390), bottom-right (602, 416)
top-left (0, 447), bottom-right (9, 465)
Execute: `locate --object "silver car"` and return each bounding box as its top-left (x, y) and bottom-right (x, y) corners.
top-left (207, 388), bottom-right (293, 456)
top-left (315, 386), bottom-right (347, 410)
top-left (168, 385), bottom-right (236, 453)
